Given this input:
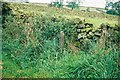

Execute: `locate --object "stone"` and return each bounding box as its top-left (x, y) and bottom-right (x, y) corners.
top-left (76, 29), bottom-right (81, 33)
top-left (94, 32), bottom-right (101, 38)
top-left (113, 27), bottom-right (120, 31)
top-left (86, 29), bottom-right (93, 34)
top-left (87, 32), bottom-right (94, 39)
top-left (81, 29), bottom-right (86, 33)
top-left (94, 29), bottom-right (102, 33)
top-left (78, 33), bottom-right (86, 39)
top-left (89, 32), bottom-right (94, 36)
top-left (84, 23), bottom-right (93, 28)
top-left (77, 24), bottom-right (85, 29)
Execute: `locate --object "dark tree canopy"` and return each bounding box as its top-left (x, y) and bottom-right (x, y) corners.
top-left (106, 1), bottom-right (120, 16)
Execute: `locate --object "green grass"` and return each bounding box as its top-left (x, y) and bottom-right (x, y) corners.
top-left (2, 2), bottom-right (120, 78)
top-left (2, 42), bottom-right (120, 78)
top-left (9, 3), bottom-right (118, 26)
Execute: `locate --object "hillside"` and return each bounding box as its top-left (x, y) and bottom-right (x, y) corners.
top-left (3, 3), bottom-right (117, 23)
top-left (1, 2), bottom-right (120, 78)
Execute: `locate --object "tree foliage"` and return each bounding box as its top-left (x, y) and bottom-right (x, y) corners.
top-left (105, 1), bottom-right (120, 15)
top-left (49, 0), bottom-right (63, 8)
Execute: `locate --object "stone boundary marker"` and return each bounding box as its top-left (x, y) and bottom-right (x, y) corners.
top-left (60, 31), bottom-right (64, 49)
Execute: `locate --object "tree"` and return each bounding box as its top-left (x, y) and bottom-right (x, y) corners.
top-left (105, 2), bottom-right (113, 10)
top-left (105, 0), bottom-right (117, 4)
top-left (49, 0), bottom-right (63, 8)
top-left (105, 0), bottom-right (119, 8)
top-left (77, 0), bottom-right (84, 6)
top-left (66, 0), bottom-right (84, 10)
top-left (67, 1), bottom-right (78, 10)
top-left (106, 1), bottom-right (120, 15)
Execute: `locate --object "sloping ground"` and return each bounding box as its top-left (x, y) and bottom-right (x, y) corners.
top-left (6, 2), bottom-right (119, 47)
top-left (8, 3), bottom-right (118, 27)
top-left (2, 2), bottom-right (120, 78)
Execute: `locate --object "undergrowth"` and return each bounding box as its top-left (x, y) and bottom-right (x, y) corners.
top-left (2, 3), bottom-right (120, 78)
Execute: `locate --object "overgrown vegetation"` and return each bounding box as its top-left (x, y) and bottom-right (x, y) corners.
top-left (105, 1), bottom-right (120, 16)
top-left (1, 2), bottom-right (120, 78)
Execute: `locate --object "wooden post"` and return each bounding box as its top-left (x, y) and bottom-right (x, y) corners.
top-left (60, 31), bottom-right (64, 49)
top-left (98, 24), bottom-right (107, 50)
top-left (101, 25), bottom-right (107, 48)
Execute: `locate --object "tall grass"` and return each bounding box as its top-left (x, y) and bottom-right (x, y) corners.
top-left (2, 29), bottom-right (120, 78)
top-left (2, 6), bottom-right (120, 78)
top-left (2, 39), bottom-right (120, 78)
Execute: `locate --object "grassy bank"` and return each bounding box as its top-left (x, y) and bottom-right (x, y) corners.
top-left (1, 3), bottom-right (120, 78)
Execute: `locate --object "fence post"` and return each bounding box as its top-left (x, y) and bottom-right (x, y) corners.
top-left (99, 24), bottom-right (107, 49)
top-left (60, 31), bottom-right (64, 49)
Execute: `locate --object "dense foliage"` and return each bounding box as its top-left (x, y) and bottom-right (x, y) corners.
top-left (49, 2), bottom-right (63, 8)
top-left (2, 3), bottom-right (120, 78)
top-left (106, 1), bottom-right (120, 15)
top-left (49, 1), bottom-right (79, 9)
top-left (66, 2), bottom-right (79, 10)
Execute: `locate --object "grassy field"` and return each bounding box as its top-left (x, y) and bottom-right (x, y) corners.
top-left (10, 3), bottom-right (118, 24)
top-left (1, 2), bottom-right (120, 78)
